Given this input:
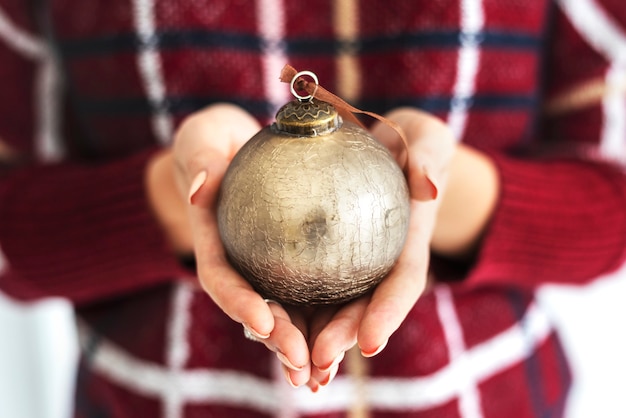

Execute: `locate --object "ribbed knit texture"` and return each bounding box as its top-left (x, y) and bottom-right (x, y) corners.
top-left (0, 148), bottom-right (190, 305)
top-left (468, 156), bottom-right (626, 288)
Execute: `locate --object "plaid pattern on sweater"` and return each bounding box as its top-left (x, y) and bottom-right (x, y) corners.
top-left (1, 0), bottom-right (626, 417)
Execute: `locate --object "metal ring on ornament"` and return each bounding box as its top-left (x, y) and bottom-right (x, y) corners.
top-left (290, 70), bottom-right (319, 102)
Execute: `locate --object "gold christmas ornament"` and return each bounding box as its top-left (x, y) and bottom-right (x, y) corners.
top-left (217, 70), bottom-right (410, 305)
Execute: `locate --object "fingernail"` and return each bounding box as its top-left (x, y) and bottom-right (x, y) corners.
top-left (361, 339), bottom-right (388, 358)
top-left (423, 164), bottom-right (439, 200)
top-left (188, 170), bottom-right (208, 205)
top-left (319, 350), bottom-right (345, 373)
top-left (283, 367), bottom-right (299, 388)
top-left (319, 363), bottom-right (339, 387)
top-left (276, 351), bottom-right (304, 371)
top-left (308, 378), bottom-right (320, 393)
top-left (243, 323), bottom-right (270, 340)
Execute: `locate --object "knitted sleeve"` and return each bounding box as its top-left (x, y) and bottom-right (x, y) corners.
top-left (466, 156), bottom-right (626, 288)
top-left (0, 4), bottom-right (187, 305)
top-left (466, 0), bottom-right (626, 288)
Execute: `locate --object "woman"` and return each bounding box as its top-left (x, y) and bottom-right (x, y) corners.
top-left (1, 1), bottom-right (625, 416)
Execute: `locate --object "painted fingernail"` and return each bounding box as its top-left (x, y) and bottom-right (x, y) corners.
top-left (423, 164), bottom-right (439, 200)
top-left (188, 170), bottom-right (208, 205)
top-left (276, 351), bottom-right (304, 371)
top-left (243, 323), bottom-right (270, 340)
top-left (361, 339), bottom-right (388, 358)
top-left (283, 367), bottom-right (299, 388)
top-left (309, 381), bottom-right (320, 393)
top-left (319, 363), bottom-right (339, 387)
top-left (319, 350), bottom-right (345, 373)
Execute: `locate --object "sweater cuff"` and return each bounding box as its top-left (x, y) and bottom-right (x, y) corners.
top-left (466, 154), bottom-right (626, 289)
top-left (0, 148), bottom-right (191, 304)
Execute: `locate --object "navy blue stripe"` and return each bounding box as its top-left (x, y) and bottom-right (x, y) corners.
top-left (545, 325), bottom-right (573, 418)
top-left (59, 31), bottom-right (264, 57)
top-left (59, 29), bottom-right (541, 58)
top-left (72, 93), bottom-right (536, 117)
top-left (360, 94), bottom-right (538, 114)
top-left (357, 30), bottom-right (540, 53)
top-left (507, 290), bottom-right (547, 418)
top-left (74, 95), bottom-right (272, 118)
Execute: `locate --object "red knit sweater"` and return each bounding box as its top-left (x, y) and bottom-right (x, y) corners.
top-left (0, 1), bottom-right (625, 417)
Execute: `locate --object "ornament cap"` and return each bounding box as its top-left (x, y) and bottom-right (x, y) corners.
top-left (273, 99), bottom-right (342, 137)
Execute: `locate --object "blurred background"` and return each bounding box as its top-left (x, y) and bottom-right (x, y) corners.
top-left (0, 292), bottom-right (78, 418)
top-left (1, 269), bottom-right (626, 418)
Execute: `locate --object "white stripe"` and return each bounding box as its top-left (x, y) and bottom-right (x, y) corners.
top-left (164, 283), bottom-right (194, 418)
top-left (556, 0), bottom-right (626, 161)
top-left (132, 0), bottom-right (173, 145)
top-left (79, 326), bottom-right (280, 413)
top-left (448, 0), bottom-right (484, 141)
top-left (601, 62), bottom-right (626, 160)
top-left (0, 7), bottom-right (64, 161)
top-left (83, 301), bottom-right (552, 414)
top-left (555, 0), bottom-right (626, 63)
top-left (435, 286), bottom-right (466, 358)
top-left (272, 356), bottom-right (298, 418)
top-left (435, 286), bottom-right (484, 418)
top-left (35, 51), bottom-right (64, 162)
top-left (256, 0), bottom-right (290, 117)
top-left (0, 7), bottom-right (45, 59)
top-left (300, 301), bottom-right (552, 413)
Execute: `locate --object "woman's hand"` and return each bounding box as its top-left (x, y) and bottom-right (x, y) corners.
top-left (166, 104), bottom-right (495, 391)
top-left (305, 108), bottom-right (457, 385)
top-left (170, 103), bottom-right (315, 387)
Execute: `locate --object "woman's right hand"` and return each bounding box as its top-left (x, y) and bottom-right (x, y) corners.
top-left (172, 104), bottom-right (316, 388)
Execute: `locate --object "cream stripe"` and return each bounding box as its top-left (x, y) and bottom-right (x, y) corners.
top-left (132, 0), bottom-right (173, 146)
top-left (257, 0), bottom-right (289, 117)
top-left (83, 301), bottom-right (552, 414)
top-left (334, 0), bottom-right (361, 102)
top-left (0, 7), bottom-right (63, 162)
top-left (35, 52), bottom-right (64, 162)
top-left (346, 346), bottom-right (369, 418)
top-left (544, 77), bottom-right (607, 115)
top-left (556, 0), bottom-right (626, 160)
top-left (0, 7), bottom-right (45, 58)
top-left (435, 286), bottom-right (484, 418)
top-left (447, 0), bottom-right (484, 142)
top-left (601, 62), bottom-right (626, 159)
top-left (0, 245), bottom-right (6, 274)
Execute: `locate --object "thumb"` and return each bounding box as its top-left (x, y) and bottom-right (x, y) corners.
top-left (173, 103), bottom-right (262, 208)
top-left (187, 157), bottom-right (230, 208)
top-left (408, 163), bottom-right (439, 201)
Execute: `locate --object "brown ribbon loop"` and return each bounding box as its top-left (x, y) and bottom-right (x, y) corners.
top-left (279, 64), bottom-right (411, 173)
top-left (280, 64), bottom-right (439, 201)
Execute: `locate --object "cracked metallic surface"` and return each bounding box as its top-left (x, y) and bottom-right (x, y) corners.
top-left (217, 105), bottom-right (410, 305)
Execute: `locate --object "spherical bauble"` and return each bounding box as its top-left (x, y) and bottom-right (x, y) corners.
top-left (217, 100), bottom-right (410, 305)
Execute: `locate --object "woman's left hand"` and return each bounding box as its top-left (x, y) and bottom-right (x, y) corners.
top-left (298, 108), bottom-right (456, 389)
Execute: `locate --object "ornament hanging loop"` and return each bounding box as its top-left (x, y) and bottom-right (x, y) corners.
top-left (290, 70), bottom-right (319, 102)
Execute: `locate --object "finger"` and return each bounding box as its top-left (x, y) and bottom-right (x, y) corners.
top-left (189, 201), bottom-right (275, 337)
top-left (310, 297), bottom-right (369, 380)
top-left (357, 207), bottom-right (432, 356)
top-left (173, 103), bottom-right (261, 206)
top-left (262, 302), bottom-right (311, 388)
top-left (372, 108), bottom-right (455, 201)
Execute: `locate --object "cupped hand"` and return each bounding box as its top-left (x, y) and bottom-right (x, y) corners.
top-left (172, 104), bottom-right (456, 391)
top-left (172, 103), bottom-right (315, 387)
top-left (305, 108), bottom-right (456, 385)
